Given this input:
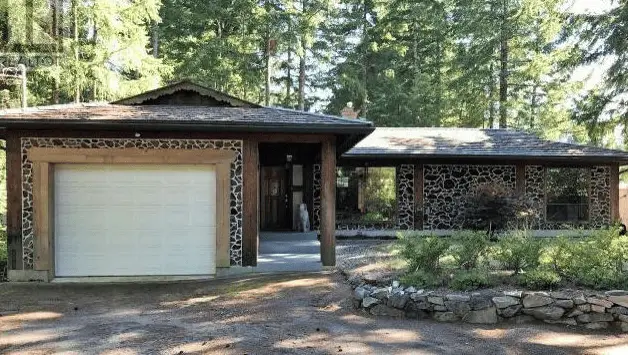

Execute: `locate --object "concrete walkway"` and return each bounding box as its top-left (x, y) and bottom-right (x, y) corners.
top-left (257, 231), bottom-right (322, 272)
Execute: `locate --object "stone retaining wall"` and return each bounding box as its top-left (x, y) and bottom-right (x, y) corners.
top-left (352, 282), bottom-right (628, 331)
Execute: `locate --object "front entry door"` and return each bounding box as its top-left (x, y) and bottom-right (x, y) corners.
top-left (261, 166), bottom-right (289, 230)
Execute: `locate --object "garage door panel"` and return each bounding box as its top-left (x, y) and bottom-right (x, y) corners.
top-left (54, 164), bottom-right (217, 277)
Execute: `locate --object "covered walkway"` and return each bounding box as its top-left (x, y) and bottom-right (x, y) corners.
top-left (256, 232), bottom-right (322, 272)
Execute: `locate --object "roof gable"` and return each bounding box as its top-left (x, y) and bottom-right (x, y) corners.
top-left (112, 80), bottom-right (261, 108)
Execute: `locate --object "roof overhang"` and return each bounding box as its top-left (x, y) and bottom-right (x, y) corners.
top-left (0, 119), bottom-right (373, 134)
top-left (340, 153), bottom-right (628, 165)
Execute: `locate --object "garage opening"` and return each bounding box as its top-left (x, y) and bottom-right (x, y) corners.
top-left (54, 164), bottom-right (217, 277)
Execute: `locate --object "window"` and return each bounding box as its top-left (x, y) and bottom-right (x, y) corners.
top-left (545, 168), bottom-right (589, 222)
top-left (336, 167), bottom-right (396, 226)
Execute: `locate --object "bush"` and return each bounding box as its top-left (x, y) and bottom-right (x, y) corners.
top-left (450, 231), bottom-right (490, 270)
top-left (449, 269), bottom-right (493, 291)
top-left (400, 270), bottom-right (444, 288)
top-left (544, 236), bottom-right (573, 275)
top-left (544, 227), bottom-right (628, 289)
top-left (517, 269), bottom-right (561, 289)
top-left (0, 229), bottom-right (6, 282)
top-left (493, 230), bottom-right (543, 274)
top-left (0, 228), bottom-right (6, 264)
top-left (397, 233), bottom-right (450, 272)
top-left (461, 184), bottom-right (532, 234)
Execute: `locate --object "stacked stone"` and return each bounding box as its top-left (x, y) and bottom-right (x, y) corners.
top-left (352, 282), bottom-right (628, 331)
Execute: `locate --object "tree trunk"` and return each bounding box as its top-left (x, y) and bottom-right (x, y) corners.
top-left (51, 0), bottom-right (59, 104)
top-left (488, 63), bottom-right (495, 128)
top-left (72, 0), bottom-right (80, 103)
top-left (498, 0), bottom-right (508, 129)
top-left (265, 37), bottom-right (271, 106)
top-left (298, 0), bottom-right (307, 111)
top-left (361, 0), bottom-right (369, 117)
top-left (152, 21), bottom-right (159, 58)
top-left (298, 46), bottom-right (305, 111)
top-left (286, 23), bottom-right (292, 108)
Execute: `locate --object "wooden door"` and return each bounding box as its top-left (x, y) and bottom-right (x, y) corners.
top-left (261, 166), bottom-right (289, 230)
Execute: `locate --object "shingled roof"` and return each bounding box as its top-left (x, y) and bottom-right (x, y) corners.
top-left (343, 127), bottom-right (628, 163)
top-left (0, 103), bottom-right (372, 132)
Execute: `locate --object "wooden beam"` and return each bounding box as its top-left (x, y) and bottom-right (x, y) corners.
top-left (6, 134), bottom-right (22, 270)
top-left (611, 164), bottom-right (620, 222)
top-left (28, 148), bottom-right (237, 164)
top-left (320, 139), bottom-right (336, 266)
top-left (516, 163), bottom-right (525, 195)
top-left (242, 140), bottom-right (259, 266)
top-left (33, 162), bottom-right (54, 275)
top-left (414, 164), bottom-right (423, 230)
top-left (215, 162), bottom-right (231, 268)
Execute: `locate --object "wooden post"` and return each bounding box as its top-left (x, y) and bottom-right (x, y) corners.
top-left (610, 164), bottom-right (620, 223)
top-left (33, 162), bottom-right (54, 276)
top-left (215, 162), bottom-right (232, 268)
top-left (320, 139), bottom-right (336, 266)
top-left (414, 164), bottom-right (423, 230)
top-left (6, 134), bottom-right (22, 270)
top-left (242, 140), bottom-right (259, 266)
top-left (515, 163), bottom-right (525, 195)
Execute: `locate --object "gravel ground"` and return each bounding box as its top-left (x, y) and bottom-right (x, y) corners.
top-left (336, 239), bottom-right (402, 280)
top-left (2, 241), bottom-right (628, 354)
top-left (2, 272), bottom-right (628, 354)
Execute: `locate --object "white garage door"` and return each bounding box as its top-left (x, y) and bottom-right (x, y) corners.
top-left (54, 164), bottom-right (216, 277)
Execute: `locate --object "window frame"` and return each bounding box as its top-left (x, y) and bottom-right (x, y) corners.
top-left (544, 166), bottom-right (590, 223)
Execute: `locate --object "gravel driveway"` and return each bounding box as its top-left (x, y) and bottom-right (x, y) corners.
top-left (2, 271), bottom-right (628, 354)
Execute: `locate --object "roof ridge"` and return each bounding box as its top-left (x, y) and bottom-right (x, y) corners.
top-left (265, 106), bottom-right (374, 125)
top-left (0, 102), bottom-right (109, 114)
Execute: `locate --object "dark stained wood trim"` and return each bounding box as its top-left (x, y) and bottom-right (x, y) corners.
top-left (112, 80), bottom-right (261, 107)
top-left (33, 162), bottom-right (54, 277)
top-left (320, 139), bottom-right (336, 266)
top-left (242, 140), bottom-right (259, 266)
top-left (414, 164), bottom-right (423, 230)
top-left (11, 129), bottom-right (333, 143)
top-left (516, 163), bottom-right (525, 195)
top-left (611, 164), bottom-right (620, 222)
top-left (27, 147), bottom-right (236, 164)
top-left (338, 157), bottom-right (624, 167)
top-left (303, 164), bottom-right (314, 227)
top-left (6, 133), bottom-right (22, 270)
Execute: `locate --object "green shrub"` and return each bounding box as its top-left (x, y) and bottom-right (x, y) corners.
top-left (493, 230), bottom-right (543, 274)
top-left (397, 233), bottom-right (450, 272)
top-left (544, 227), bottom-right (628, 288)
top-left (517, 269), bottom-right (561, 289)
top-left (400, 270), bottom-right (444, 288)
top-left (544, 236), bottom-right (574, 275)
top-left (450, 231), bottom-right (490, 270)
top-left (450, 269), bottom-right (493, 291)
top-left (0, 228), bottom-right (6, 263)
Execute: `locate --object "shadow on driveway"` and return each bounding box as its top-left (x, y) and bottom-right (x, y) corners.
top-left (2, 272), bottom-right (628, 354)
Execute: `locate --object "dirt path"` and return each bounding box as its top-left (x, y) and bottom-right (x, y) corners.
top-left (2, 272), bottom-right (628, 354)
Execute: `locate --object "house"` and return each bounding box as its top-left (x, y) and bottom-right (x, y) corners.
top-left (0, 81), bottom-right (373, 281)
top-left (2, 82), bottom-right (628, 282)
top-left (334, 127), bottom-right (628, 236)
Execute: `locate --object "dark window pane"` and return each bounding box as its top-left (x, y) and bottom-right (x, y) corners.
top-left (545, 168), bottom-right (589, 222)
